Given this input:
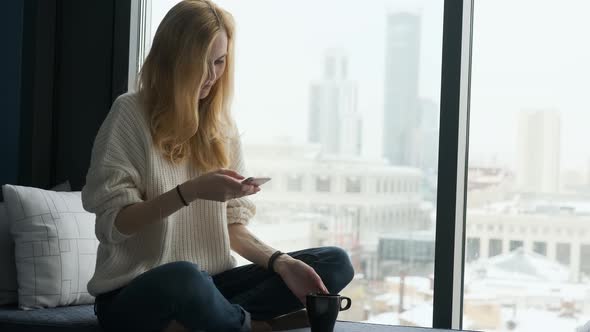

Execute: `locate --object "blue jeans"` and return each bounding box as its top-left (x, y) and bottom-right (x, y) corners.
top-left (93, 247), bottom-right (354, 332)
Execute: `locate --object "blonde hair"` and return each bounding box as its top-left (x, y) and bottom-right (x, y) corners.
top-left (138, 0), bottom-right (236, 171)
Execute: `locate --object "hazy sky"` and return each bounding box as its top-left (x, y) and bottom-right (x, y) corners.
top-left (149, 0), bottom-right (590, 172)
top-left (469, 0), bottom-right (590, 171)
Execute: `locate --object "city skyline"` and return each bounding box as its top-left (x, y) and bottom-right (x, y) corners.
top-left (150, 0), bottom-right (445, 162)
top-left (150, 0), bottom-right (590, 173)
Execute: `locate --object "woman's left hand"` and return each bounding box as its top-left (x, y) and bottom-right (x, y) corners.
top-left (275, 256), bottom-right (329, 304)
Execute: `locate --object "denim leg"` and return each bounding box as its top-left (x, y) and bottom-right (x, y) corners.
top-left (301, 246), bottom-right (356, 294)
top-left (214, 246), bottom-right (355, 321)
top-left (95, 261), bottom-right (250, 332)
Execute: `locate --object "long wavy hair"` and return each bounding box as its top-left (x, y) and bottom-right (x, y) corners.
top-left (138, 0), bottom-right (236, 171)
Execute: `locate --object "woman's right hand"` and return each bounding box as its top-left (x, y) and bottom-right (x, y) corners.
top-left (185, 169), bottom-right (260, 202)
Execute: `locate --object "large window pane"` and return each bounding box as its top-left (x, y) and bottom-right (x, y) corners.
top-left (149, 0), bottom-right (443, 327)
top-left (464, 1), bottom-right (590, 331)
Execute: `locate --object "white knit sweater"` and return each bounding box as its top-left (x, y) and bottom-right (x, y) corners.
top-left (82, 92), bottom-right (256, 296)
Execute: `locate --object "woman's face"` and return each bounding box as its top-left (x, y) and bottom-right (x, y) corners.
top-left (199, 32), bottom-right (228, 100)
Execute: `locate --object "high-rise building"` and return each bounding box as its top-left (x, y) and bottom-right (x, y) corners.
top-left (410, 99), bottom-right (439, 171)
top-left (383, 13), bottom-right (421, 166)
top-left (308, 50), bottom-right (361, 156)
top-left (516, 110), bottom-right (561, 194)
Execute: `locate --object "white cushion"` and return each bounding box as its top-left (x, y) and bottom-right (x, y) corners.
top-left (0, 181), bottom-right (72, 306)
top-left (0, 202), bottom-right (18, 305)
top-left (2, 184), bottom-right (98, 309)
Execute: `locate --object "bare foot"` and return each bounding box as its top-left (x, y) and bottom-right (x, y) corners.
top-left (268, 309), bottom-right (310, 331)
top-left (251, 320), bottom-right (272, 332)
top-left (163, 319), bottom-right (190, 332)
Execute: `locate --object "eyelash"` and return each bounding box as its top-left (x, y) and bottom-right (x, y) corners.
top-left (214, 59), bottom-right (225, 65)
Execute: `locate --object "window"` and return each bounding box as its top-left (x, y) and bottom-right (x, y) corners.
top-left (345, 177), bottom-right (361, 193)
top-left (580, 245), bottom-right (590, 277)
top-left (556, 242), bottom-right (571, 266)
top-left (465, 237), bottom-right (480, 262)
top-left (488, 239), bottom-right (502, 257)
top-left (533, 241), bottom-right (547, 256)
top-left (463, 0), bottom-right (590, 330)
top-left (145, 0), bottom-right (444, 327)
top-left (315, 176), bottom-right (331, 193)
top-left (509, 240), bottom-right (524, 252)
top-left (286, 174), bottom-right (303, 192)
top-left (141, 2), bottom-right (590, 330)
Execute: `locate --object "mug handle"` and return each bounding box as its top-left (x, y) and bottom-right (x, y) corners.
top-left (339, 297), bottom-right (352, 311)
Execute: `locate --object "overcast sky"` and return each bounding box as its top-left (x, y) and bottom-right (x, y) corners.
top-left (469, 0), bottom-right (590, 172)
top-left (149, 0), bottom-right (590, 172)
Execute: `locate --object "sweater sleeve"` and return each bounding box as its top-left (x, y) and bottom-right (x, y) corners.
top-left (82, 96), bottom-right (147, 244)
top-left (226, 130), bottom-right (256, 226)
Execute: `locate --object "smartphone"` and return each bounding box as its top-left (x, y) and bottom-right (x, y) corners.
top-left (242, 177), bottom-right (271, 186)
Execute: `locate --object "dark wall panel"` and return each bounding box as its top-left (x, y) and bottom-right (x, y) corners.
top-left (0, 2), bottom-right (25, 189)
top-left (18, 0), bottom-right (57, 190)
top-left (16, 0), bottom-right (131, 191)
top-left (53, 1), bottom-right (117, 190)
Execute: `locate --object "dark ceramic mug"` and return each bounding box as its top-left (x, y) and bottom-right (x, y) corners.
top-left (306, 293), bottom-right (352, 332)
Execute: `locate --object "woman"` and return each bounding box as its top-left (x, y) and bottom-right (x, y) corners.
top-left (82, 1), bottom-right (354, 331)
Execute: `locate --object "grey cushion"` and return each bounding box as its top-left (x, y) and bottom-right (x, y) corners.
top-left (291, 322), bottom-right (468, 331)
top-left (0, 305), bottom-right (470, 332)
top-left (0, 304), bottom-right (100, 332)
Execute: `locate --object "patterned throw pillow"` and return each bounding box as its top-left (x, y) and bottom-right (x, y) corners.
top-left (2, 185), bottom-right (98, 310)
top-left (0, 182), bottom-right (72, 306)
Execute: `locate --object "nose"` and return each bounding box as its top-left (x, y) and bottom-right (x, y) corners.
top-left (206, 66), bottom-right (217, 85)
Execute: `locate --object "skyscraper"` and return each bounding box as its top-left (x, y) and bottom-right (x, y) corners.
top-left (516, 110), bottom-right (561, 194)
top-left (308, 50), bottom-right (362, 156)
top-left (410, 98), bottom-right (439, 171)
top-left (383, 13), bottom-right (421, 166)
